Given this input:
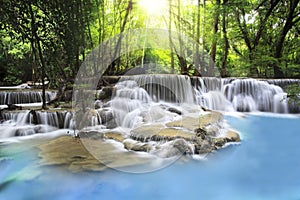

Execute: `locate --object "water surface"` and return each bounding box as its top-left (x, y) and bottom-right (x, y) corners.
top-left (1, 114), bottom-right (300, 200)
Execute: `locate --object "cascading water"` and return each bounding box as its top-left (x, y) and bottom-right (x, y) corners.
top-left (192, 77), bottom-right (297, 113)
top-left (0, 91), bottom-right (56, 105)
top-left (0, 110), bottom-right (74, 138)
top-left (0, 75), bottom-right (299, 139)
top-left (121, 75), bottom-right (195, 104)
top-left (107, 75), bottom-right (199, 129)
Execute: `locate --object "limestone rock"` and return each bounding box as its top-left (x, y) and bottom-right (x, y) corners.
top-left (214, 138), bottom-right (227, 148)
top-left (130, 124), bottom-right (165, 141)
top-left (157, 128), bottom-right (194, 140)
top-left (172, 139), bottom-right (193, 155)
top-left (130, 124), bottom-right (194, 142)
top-left (38, 136), bottom-right (107, 172)
top-left (104, 131), bottom-right (126, 142)
top-left (225, 130), bottom-right (241, 142)
top-left (166, 111), bottom-right (223, 131)
top-left (194, 140), bottom-right (214, 154)
top-left (123, 140), bottom-right (152, 152)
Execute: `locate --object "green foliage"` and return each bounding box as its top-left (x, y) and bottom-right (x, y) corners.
top-left (284, 84), bottom-right (300, 106)
top-left (0, 0), bottom-right (299, 83)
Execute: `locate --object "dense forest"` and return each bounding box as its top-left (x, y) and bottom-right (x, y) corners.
top-left (0, 0), bottom-right (299, 88)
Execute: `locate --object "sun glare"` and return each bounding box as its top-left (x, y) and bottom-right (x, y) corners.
top-left (138, 0), bottom-right (168, 16)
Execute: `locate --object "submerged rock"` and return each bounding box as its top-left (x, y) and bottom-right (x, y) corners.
top-left (38, 136), bottom-right (107, 172)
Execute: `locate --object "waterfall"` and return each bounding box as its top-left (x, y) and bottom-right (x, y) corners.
top-left (1, 75), bottom-right (299, 139)
top-left (120, 75), bottom-right (195, 104)
top-left (224, 79), bottom-right (288, 112)
top-left (0, 91), bottom-right (56, 105)
top-left (108, 76), bottom-right (186, 128)
top-left (0, 110), bottom-right (74, 129)
top-left (193, 77), bottom-right (298, 113)
top-left (110, 80), bottom-right (151, 128)
top-left (0, 111), bottom-right (32, 125)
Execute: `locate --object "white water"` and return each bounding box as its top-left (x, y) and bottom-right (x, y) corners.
top-left (0, 110), bottom-right (74, 138)
top-left (0, 76), bottom-right (299, 139)
top-left (121, 75), bottom-right (195, 104)
top-left (193, 77), bottom-right (294, 113)
top-left (109, 79), bottom-right (181, 128)
top-left (0, 91), bottom-right (56, 105)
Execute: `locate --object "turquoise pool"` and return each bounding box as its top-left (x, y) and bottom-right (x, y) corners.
top-left (1, 114), bottom-right (300, 200)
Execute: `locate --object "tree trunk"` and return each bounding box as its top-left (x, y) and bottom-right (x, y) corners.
top-left (221, 0), bottom-right (229, 77)
top-left (209, 0), bottom-right (220, 77)
top-left (169, 0), bottom-right (174, 73)
top-left (28, 2), bottom-right (47, 109)
top-left (201, 0), bottom-right (207, 75)
top-left (194, 0), bottom-right (201, 76)
top-left (273, 0), bottom-right (299, 78)
top-left (106, 0), bottom-right (132, 75)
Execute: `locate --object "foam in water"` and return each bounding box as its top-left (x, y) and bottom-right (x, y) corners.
top-left (109, 76), bottom-right (193, 129)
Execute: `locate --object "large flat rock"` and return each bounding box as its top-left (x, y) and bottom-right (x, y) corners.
top-left (166, 111), bottom-right (223, 131)
top-left (130, 124), bottom-right (195, 141)
top-left (38, 136), bottom-right (107, 172)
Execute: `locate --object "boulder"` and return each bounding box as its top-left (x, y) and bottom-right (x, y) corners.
top-left (166, 116), bottom-right (200, 130)
top-left (172, 139), bottom-right (193, 155)
top-left (123, 140), bottom-right (152, 152)
top-left (225, 130), bottom-right (241, 142)
top-left (165, 111), bottom-right (223, 131)
top-left (38, 136), bottom-right (107, 172)
top-left (130, 124), bottom-right (165, 141)
top-left (194, 139), bottom-right (214, 154)
top-left (130, 125), bottom-right (194, 142)
top-left (195, 127), bottom-right (207, 139)
top-left (157, 128), bottom-right (194, 141)
top-left (214, 138), bottom-right (227, 148)
top-left (104, 131), bottom-right (126, 142)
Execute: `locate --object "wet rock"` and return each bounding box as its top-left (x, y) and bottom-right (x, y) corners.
top-left (195, 127), bottom-right (207, 139)
top-left (167, 107), bottom-right (182, 115)
top-left (123, 140), bottom-right (151, 152)
top-left (98, 86), bottom-right (115, 100)
top-left (6, 104), bottom-right (22, 110)
top-left (206, 126), bottom-right (218, 137)
top-left (199, 111), bottom-right (223, 127)
top-left (157, 128), bottom-right (194, 141)
top-left (166, 116), bottom-right (200, 130)
top-left (214, 138), bottom-right (227, 148)
top-left (194, 140), bottom-right (214, 154)
top-left (78, 131), bottom-right (104, 140)
top-left (104, 131), bottom-right (126, 142)
top-left (130, 125), bottom-right (194, 142)
top-left (225, 130), bottom-right (241, 142)
top-left (166, 111), bottom-right (223, 131)
top-left (172, 139), bottom-right (193, 155)
top-left (98, 109), bottom-right (116, 129)
top-left (130, 124), bottom-right (165, 141)
top-left (94, 100), bottom-right (103, 109)
top-left (98, 76), bottom-right (120, 88)
top-left (38, 136), bottom-right (107, 172)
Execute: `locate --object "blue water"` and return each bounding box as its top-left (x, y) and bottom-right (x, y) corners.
top-left (1, 114), bottom-right (300, 200)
